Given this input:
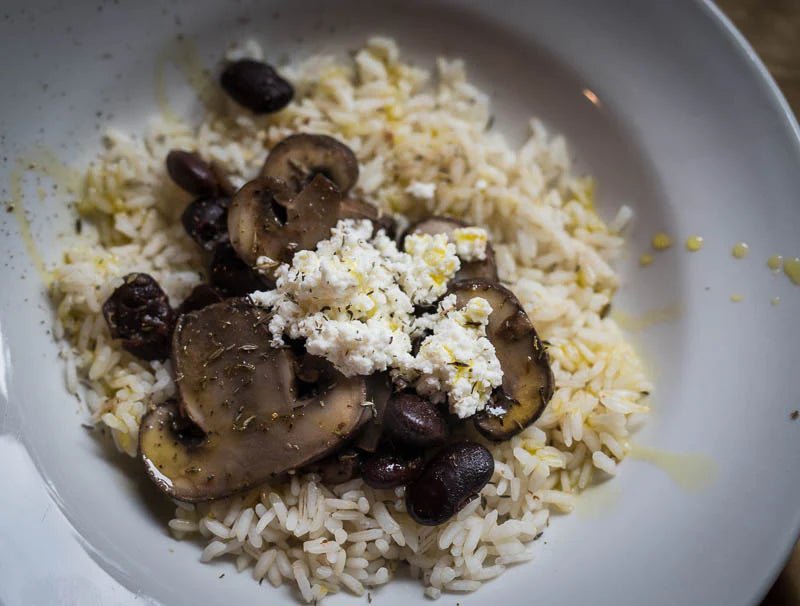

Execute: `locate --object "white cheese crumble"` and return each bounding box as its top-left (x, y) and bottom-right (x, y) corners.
top-left (255, 255), bottom-right (279, 273)
top-left (397, 232), bottom-right (461, 305)
top-left (250, 219), bottom-right (502, 417)
top-left (451, 227), bottom-right (488, 261)
top-left (401, 295), bottom-right (503, 418)
top-left (405, 181), bottom-right (437, 200)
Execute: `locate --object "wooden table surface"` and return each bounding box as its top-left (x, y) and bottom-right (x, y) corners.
top-left (717, 0), bottom-right (800, 114)
top-left (714, 2), bottom-right (800, 604)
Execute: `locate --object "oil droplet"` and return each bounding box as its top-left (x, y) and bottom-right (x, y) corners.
top-left (639, 253), bottom-right (653, 267)
top-left (9, 166), bottom-right (51, 283)
top-left (784, 257), bottom-right (800, 286)
top-left (612, 303), bottom-right (682, 332)
top-left (574, 481), bottom-right (622, 519)
top-left (771, 297), bottom-right (781, 306)
top-left (731, 242), bottom-right (749, 259)
top-left (685, 235), bottom-right (704, 252)
top-left (730, 294), bottom-right (744, 302)
top-left (767, 255), bottom-right (783, 271)
top-left (629, 444), bottom-right (716, 492)
top-left (651, 232), bottom-right (672, 250)
top-left (7, 149), bottom-right (81, 285)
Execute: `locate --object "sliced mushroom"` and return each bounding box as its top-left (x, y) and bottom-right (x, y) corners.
top-left (176, 284), bottom-right (224, 316)
top-left (353, 372), bottom-right (393, 453)
top-left (261, 134), bottom-right (359, 195)
top-left (227, 174), bottom-right (343, 277)
top-left (139, 300), bottom-right (368, 501)
top-left (447, 279), bottom-right (554, 440)
top-left (340, 197), bottom-right (397, 239)
top-left (405, 217), bottom-right (498, 281)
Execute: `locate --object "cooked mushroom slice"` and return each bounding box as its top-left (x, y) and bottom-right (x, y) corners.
top-left (140, 300), bottom-right (368, 501)
top-left (447, 279), bottom-right (554, 440)
top-left (353, 372), bottom-right (393, 453)
top-left (261, 134), bottom-right (359, 195)
top-left (227, 174), bottom-right (343, 276)
top-left (340, 197), bottom-right (397, 238)
top-left (405, 217), bottom-right (498, 281)
top-left (176, 284), bottom-right (224, 316)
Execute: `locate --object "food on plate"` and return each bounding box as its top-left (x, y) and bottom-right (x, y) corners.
top-left (406, 216), bottom-right (499, 282)
top-left (447, 279), bottom-right (554, 441)
top-left (220, 58), bottom-right (294, 114)
top-left (406, 442), bottom-right (495, 526)
top-left (260, 133), bottom-right (360, 195)
top-left (50, 38), bottom-right (650, 602)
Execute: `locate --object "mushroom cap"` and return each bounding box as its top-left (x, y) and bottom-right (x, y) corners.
top-left (227, 174), bottom-right (344, 277)
top-left (260, 133), bottom-right (359, 195)
top-left (140, 300), bottom-right (368, 501)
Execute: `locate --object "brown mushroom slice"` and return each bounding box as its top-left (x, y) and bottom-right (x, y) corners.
top-left (340, 197), bottom-right (397, 238)
top-left (261, 134), bottom-right (359, 195)
top-left (140, 300), bottom-right (368, 501)
top-left (447, 279), bottom-right (554, 440)
top-left (405, 217), bottom-right (498, 281)
top-left (353, 371), bottom-right (393, 453)
top-left (227, 174), bottom-right (343, 276)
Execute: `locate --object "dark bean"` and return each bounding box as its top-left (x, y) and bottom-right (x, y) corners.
top-left (305, 449), bottom-right (361, 485)
top-left (176, 284), bottom-right (224, 316)
top-left (361, 453), bottom-right (424, 489)
top-left (102, 273), bottom-right (175, 361)
top-left (166, 150), bottom-right (219, 196)
top-left (405, 441), bottom-right (494, 526)
top-left (210, 241), bottom-right (268, 296)
top-left (220, 59), bottom-right (294, 114)
top-left (181, 196), bottom-right (231, 251)
top-left (383, 393), bottom-right (449, 449)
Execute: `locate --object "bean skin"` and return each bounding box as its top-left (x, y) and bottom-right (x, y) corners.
top-left (220, 59), bottom-right (294, 114)
top-left (383, 393), bottom-right (449, 449)
top-left (405, 441), bottom-right (494, 526)
top-left (166, 150), bottom-right (219, 196)
top-left (181, 196), bottom-right (230, 251)
top-left (102, 273), bottom-right (174, 361)
top-left (361, 452), bottom-right (424, 489)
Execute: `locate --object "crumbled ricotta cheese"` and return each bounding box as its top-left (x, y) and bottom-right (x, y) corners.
top-left (250, 219), bottom-right (503, 416)
top-left (255, 255), bottom-right (279, 273)
top-left (251, 219), bottom-right (459, 376)
top-left (451, 227), bottom-right (488, 261)
top-left (396, 232), bottom-right (460, 305)
top-left (401, 295), bottom-right (503, 418)
top-left (405, 181), bottom-right (436, 200)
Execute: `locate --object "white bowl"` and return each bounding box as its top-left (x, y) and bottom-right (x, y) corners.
top-left (1, 1), bottom-right (799, 605)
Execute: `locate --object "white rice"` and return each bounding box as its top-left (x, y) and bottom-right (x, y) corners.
top-left (49, 37), bottom-right (651, 601)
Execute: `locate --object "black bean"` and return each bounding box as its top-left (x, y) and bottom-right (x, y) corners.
top-left (166, 150), bottom-right (219, 196)
top-left (361, 453), bottom-right (424, 489)
top-left (102, 273), bottom-right (175, 361)
top-left (220, 59), bottom-right (294, 114)
top-left (383, 393), bottom-right (449, 449)
top-left (181, 196), bottom-right (231, 251)
top-left (405, 442), bottom-right (494, 526)
top-left (176, 284), bottom-right (224, 316)
top-left (210, 241), bottom-right (268, 296)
